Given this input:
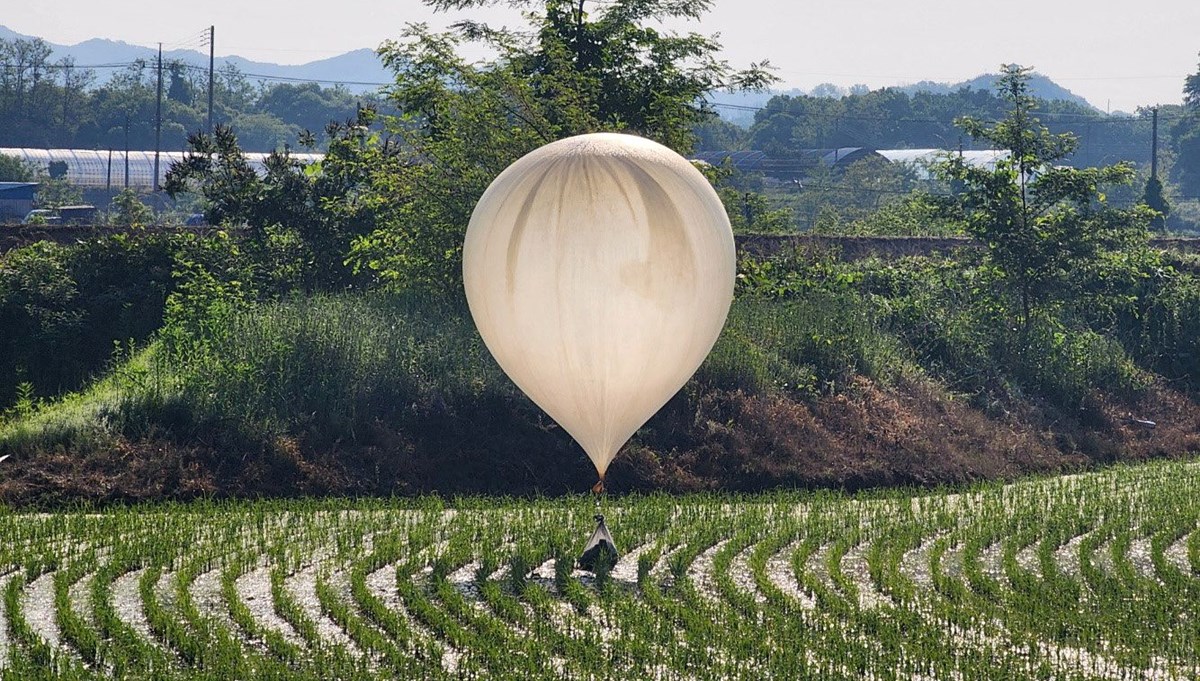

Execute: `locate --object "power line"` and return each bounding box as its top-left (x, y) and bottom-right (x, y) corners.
top-left (172, 62), bottom-right (390, 87)
top-left (706, 100), bottom-right (1181, 125)
top-left (162, 28), bottom-right (210, 52)
top-left (0, 62), bottom-right (142, 70)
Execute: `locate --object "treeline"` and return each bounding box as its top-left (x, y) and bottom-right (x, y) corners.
top-left (0, 36), bottom-right (380, 152)
top-left (698, 79), bottom-right (1200, 200)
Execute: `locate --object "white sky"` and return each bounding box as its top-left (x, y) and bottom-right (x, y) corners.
top-left (6, 0), bottom-right (1199, 112)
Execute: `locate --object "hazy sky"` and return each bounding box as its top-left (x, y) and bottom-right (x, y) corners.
top-left (7, 0), bottom-right (1199, 112)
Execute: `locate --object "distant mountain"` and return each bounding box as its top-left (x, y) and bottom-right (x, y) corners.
top-left (899, 73), bottom-right (1094, 109)
top-left (0, 25), bottom-right (392, 94)
top-left (3, 26), bottom-right (1095, 111)
top-left (707, 72), bottom-right (1097, 127)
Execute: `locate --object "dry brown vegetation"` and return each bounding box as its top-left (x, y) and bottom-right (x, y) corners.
top-left (3, 375), bottom-right (1196, 507)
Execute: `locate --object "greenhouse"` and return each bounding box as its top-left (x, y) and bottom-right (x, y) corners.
top-left (875, 148), bottom-right (1010, 179)
top-left (0, 148), bottom-right (324, 191)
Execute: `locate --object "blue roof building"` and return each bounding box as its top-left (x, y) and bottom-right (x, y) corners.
top-left (0, 182), bottom-right (38, 223)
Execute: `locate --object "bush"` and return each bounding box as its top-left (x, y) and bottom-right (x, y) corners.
top-left (1126, 269), bottom-right (1200, 388)
top-left (0, 235), bottom-right (179, 409)
top-left (704, 253), bottom-right (916, 396)
top-left (156, 292), bottom-right (507, 443)
top-left (108, 189), bottom-right (154, 227)
top-left (1010, 323), bottom-right (1149, 409)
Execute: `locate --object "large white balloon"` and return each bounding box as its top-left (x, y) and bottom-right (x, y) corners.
top-left (463, 133), bottom-right (735, 480)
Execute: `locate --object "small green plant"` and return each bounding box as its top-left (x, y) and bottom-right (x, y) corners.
top-left (11, 382), bottom-right (39, 419)
top-left (108, 188), bottom-right (154, 228)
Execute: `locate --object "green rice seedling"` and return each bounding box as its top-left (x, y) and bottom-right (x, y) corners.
top-left (0, 460), bottom-right (1197, 679)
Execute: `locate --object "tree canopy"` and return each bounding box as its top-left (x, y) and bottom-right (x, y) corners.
top-left (0, 36), bottom-right (375, 153)
top-left (347, 0), bottom-right (773, 288)
top-left (939, 65), bottom-right (1155, 333)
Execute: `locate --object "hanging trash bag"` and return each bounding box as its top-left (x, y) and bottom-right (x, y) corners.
top-left (578, 514), bottom-right (619, 573)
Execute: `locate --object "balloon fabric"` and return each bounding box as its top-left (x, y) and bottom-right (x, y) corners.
top-left (463, 133), bottom-right (735, 480)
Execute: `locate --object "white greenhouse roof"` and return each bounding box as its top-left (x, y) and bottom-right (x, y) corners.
top-left (0, 148), bottom-right (324, 190)
top-left (876, 149), bottom-right (1009, 179)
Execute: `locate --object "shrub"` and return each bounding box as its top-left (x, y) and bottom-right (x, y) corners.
top-left (157, 292), bottom-right (506, 443)
top-left (0, 235), bottom-right (179, 409)
top-left (108, 189), bottom-right (154, 227)
top-left (1125, 269), bottom-right (1200, 388)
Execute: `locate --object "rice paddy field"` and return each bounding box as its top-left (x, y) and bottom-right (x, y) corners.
top-left (1, 458), bottom-right (1198, 680)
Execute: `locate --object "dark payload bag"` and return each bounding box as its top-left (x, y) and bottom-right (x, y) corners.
top-left (577, 514), bottom-right (619, 572)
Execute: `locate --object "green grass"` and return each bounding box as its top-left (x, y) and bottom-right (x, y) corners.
top-left (0, 289), bottom-right (915, 457)
top-left (0, 459), bottom-right (1195, 679)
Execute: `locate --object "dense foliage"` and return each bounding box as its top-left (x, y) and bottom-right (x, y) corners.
top-left (941, 65), bottom-right (1157, 333)
top-left (1174, 54), bottom-right (1200, 200)
top-left (0, 153), bottom-right (35, 182)
top-left (0, 236), bottom-right (178, 409)
top-left (719, 83), bottom-right (1150, 168)
top-left (0, 36), bottom-right (376, 152)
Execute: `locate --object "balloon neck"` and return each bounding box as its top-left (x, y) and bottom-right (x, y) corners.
top-left (591, 478), bottom-right (605, 495)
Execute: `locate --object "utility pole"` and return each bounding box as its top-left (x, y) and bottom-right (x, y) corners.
top-left (154, 43), bottom-right (163, 192)
top-left (1085, 122), bottom-right (1093, 167)
top-left (207, 26), bottom-right (215, 135)
top-left (123, 114), bottom-right (130, 189)
top-left (1151, 106), bottom-right (1159, 180)
top-left (61, 63), bottom-right (70, 124)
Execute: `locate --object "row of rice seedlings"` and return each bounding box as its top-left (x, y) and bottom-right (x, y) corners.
top-left (921, 467), bottom-right (1197, 677)
top-left (219, 548), bottom-right (306, 666)
top-left (54, 545), bottom-right (103, 668)
top-left (0, 460), bottom-right (1196, 678)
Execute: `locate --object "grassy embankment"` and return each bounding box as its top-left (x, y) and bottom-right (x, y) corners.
top-left (2, 242), bottom-right (1197, 504)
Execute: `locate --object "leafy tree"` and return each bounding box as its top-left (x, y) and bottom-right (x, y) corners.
top-left (347, 0), bottom-right (773, 288)
top-left (1176, 128), bottom-right (1200, 199)
top-left (256, 82), bottom-right (360, 135)
top-left (1186, 52), bottom-right (1200, 110)
top-left (1142, 174), bottom-right (1170, 230)
top-left (1174, 55), bottom-right (1200, 199)
top-left (940, 65), bottom-right (1155, 333)
top-left (691, 116), bottom-right (746, 152)
top-left (226, 112), bottom-right (298, 151)
top-left (0, 154), bottom-right (34, 182)
top-left (34, 178), bottom-right (83, 208)
top-left (216, 63), bottom-right (256, 115)
top-left (108, 188), bottom-right (153, 227)
top-left (166, 60), bottom-right (194, 104)
top-left (810, 83), bottom-right (844, 99)
top-left (0, 38), bottom-right (96, 146)
top-left (165, 118), bottom-right (380, 289)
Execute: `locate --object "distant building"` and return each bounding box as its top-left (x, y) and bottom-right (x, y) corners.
top-left (875, 149), bottom-right (1010, 179)
top-left (691, 148), bottom-right (881, 181)
top-left (692, 147), bottom-right (1009, 183)
top-left (0, 182), bottom-right (38, 223)
top-left (0, 148), bottom-right (324, 191)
